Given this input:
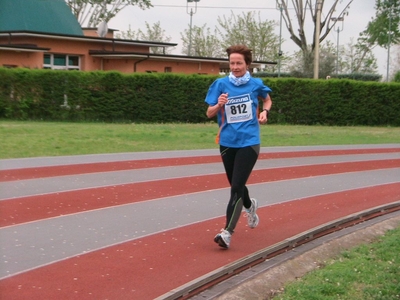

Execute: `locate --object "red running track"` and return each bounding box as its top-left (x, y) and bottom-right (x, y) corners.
top-left (0, 147), bottom-right (399, 299)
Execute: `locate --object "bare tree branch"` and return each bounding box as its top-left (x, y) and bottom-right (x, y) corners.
top-left (65, 0), bottom-right (152, 27)
top-left (278, 0), bottom-right (353, 52)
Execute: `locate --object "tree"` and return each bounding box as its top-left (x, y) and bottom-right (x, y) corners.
top-left (137, 21), bottom-right (173, 54)
top-left (179, 11), bottom-right (280, 70)
top-left (341, 38), bottom-right (378, 74)
top-left (319, 41), bottom-right (337, 78)
top-left (216, 11), bottom-right (280, 63)
top-left (115, 22), bottom-right (173, 54)
top-left (114, 24), bottom-right (140, 40)
top-left (180, 25), bottom-right (223, 57)
top-left (65, 0), bottom-right (152, 27)
top-left (390, 44), bottom-right (400, 81)
top-left (360, 0), bottom-right (400, 80)
top-left (288, 40), bottom-right (336, 78)
top-left (364, 0), bottom-right (400, 48)
top-left (277, 0), bottom-right (353, 76)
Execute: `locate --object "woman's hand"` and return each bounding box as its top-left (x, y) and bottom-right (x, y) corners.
top-left (218, 93), bottom-right (228, 107)
top-left (258, 109), bottom-right (268, 124)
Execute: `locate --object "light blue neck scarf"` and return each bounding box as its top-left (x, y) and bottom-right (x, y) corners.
top-left (229, 71), bottom-right (251, 86)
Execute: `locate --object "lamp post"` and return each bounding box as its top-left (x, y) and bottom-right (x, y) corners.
top-left (186, 0), bottom-right (200, 56)
top-left (386, 3), bottom-right (393, 82)
top-left (276, 0), bottom-right (287, 77)
top-left (331, 16), bottom-right (344, 75)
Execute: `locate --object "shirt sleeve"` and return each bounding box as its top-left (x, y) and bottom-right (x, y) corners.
top-left (205, 79), bottom-right (223, 106)
top-left (254, 78), bottom-right (272, 99)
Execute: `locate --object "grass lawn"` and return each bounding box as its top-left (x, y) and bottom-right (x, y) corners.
top-left (1, 120), bottom-right (399, 159)
top-left (273, 226), bottom-right (400, 300)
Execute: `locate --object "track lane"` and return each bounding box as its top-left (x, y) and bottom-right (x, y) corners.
top-left (0, 159), bottom-right (399, 227)
top-left (1, 148), bottom-right (399, 181)
top-left (1, 169), bottom-right (399, 279)
top-left (2, 153), bottom-right (399, 200)
top-left (0, 146), bottom-right (399, 299)
top-left (0, 183), bottom-right (399, 300)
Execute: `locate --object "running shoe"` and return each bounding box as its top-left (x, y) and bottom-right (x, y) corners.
top-left (245, 198), bottom-right (259, 228)
top-left (214, 229), bottom-right (231, 248)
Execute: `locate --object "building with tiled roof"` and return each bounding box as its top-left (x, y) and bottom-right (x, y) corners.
top-left (0, 0), bottom-right (275, 74)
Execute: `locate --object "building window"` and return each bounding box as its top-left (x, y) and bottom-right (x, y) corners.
top-left (43, 54), bottom-right (80, 70)
top-left (164, 67), bottom-right (172, 73)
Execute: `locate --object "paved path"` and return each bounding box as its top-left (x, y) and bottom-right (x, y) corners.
top-left (0, 144), bottom-right (399, 299)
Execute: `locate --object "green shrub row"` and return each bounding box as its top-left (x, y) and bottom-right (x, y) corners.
top-left (394, 71), bottom-right (400, 83)
top-left (0, 68), bottom-right (399, 126)
top-left (253, 72), bottom-right (382, 82)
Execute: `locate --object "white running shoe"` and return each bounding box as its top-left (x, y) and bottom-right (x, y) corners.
top-left (245, 198), bottom-right (259, 228)
top-left (214, 229), bottom-right (231, 248)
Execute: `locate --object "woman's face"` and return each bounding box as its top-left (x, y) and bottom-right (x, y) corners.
top-left (229, 53), bottom-right (248, 77)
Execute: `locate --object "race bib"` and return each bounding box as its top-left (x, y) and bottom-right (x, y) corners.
top-left (225, 94), bottom-right (253, 124)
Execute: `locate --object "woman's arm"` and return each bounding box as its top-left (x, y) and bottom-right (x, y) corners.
top-left (206, 104), bottom-right (222, 118)
top-left (258, 94), bottom-right (272, 124)
top-left (206, 93), bottom-right (228, 118)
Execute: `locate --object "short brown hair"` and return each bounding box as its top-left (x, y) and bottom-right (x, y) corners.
top-left (226, 44), bottom-right (253, 66)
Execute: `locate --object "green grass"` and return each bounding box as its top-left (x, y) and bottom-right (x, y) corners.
top-left (273, 226), bottom-right (400, 300)
top-left (0, 120), bottom-right (399, 159)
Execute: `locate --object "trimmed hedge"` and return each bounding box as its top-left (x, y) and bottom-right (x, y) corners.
top-left (269, 78), bottom-right (400, 126)
top-left (253, 72), bottom-right (382, 82)
top-left (0, 68), bottom-right (399, 126)
top-left (394, 71), bottom-right (400, 83)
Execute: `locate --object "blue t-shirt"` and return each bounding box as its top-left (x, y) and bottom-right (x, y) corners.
top-left (205, 76), bottom-right (272, 148)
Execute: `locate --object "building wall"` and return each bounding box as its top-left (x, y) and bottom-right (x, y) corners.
top-left (102, 59), bottom-right (135, 73)
top-left (99, 58), bottom-right (220, 75)
top-left (0, 35), bottom-right (220, 75)
top-left (132, 60), bottom-right (220, 74)
top-left (82, 28), bottom-right (116, 38)
top-left (0, 50), bottom-right (43, 69)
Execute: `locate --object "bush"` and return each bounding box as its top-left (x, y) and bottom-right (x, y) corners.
top-left (0, 68), bottom-right (399, 126)
top-left (393, 71), bottom-right (400, 83)
top-left (334, 73), bottom-right (382, 82)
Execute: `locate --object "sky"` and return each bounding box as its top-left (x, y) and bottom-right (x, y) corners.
top-left (108, 0), bottom-right (390, 77)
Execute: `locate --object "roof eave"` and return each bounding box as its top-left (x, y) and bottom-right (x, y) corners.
top-left (0, 45), bottom-right (50, 53)
top-left (88, 51), bottom-right (277, 67)
top-left (0, 31), bottom-right (177, 48)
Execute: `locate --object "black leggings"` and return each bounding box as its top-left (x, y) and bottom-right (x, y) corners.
top-left (220, 145), bottom-right (260, 233)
